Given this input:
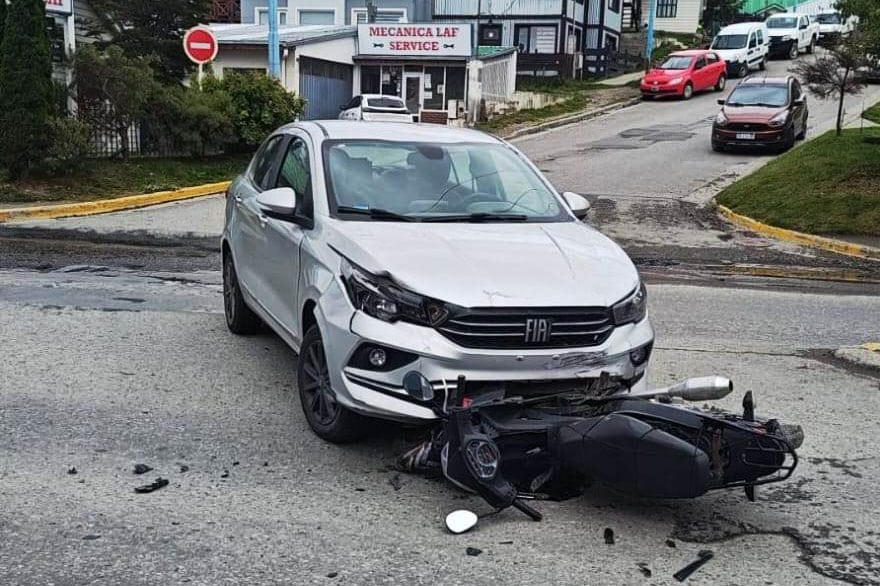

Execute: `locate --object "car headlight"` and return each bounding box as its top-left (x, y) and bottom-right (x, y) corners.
top-left (715, 110), bottom-right (729, 126)
top-left (668, 77), bottom-right (683, 85)
top-left (612, 282), bottom-right (648, 326)
top-left (780, 35), bottom-right (791, 41)
top-left (769, 110), bottom-right (789, 127)
top-left (340, 256), bottom-right (449, 325)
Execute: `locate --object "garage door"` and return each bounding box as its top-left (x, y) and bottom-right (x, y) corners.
top-left (299, 57), bottom-right (353, 120)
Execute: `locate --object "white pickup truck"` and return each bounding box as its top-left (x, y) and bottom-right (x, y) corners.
top-left (766, 13), bottom-right (820, 59)
top-left (815, 11), bottom-right (855, 45)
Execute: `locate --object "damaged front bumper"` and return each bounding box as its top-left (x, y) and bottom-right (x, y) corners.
top-left (316, 278), bottom-right (655, 421)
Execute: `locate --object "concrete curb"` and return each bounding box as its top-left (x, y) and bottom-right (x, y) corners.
top-left (0, 181), bottom-right (231, 223)
top-left (717, 204), bottom-right (880, 262)
top-left (504, 97), bottom-right (643, 141)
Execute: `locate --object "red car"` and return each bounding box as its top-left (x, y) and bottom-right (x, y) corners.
top-left (640, 50), bottom-right (728, 100)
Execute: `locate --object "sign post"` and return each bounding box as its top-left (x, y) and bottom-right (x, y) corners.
top-left (644, 0), bottom-right (657, 71)
top-left (268, 0), bottom-right (281, 79)
top-left (183, 26), bottom-right (219, 88)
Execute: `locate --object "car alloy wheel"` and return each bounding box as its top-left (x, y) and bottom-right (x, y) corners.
top-left (682, 83), bottom-right (694, 100)
top-left (715, 74), bottom-right (726, 91)
top-left (223, 252), bottom-right (261, 335)
top-left (789, 42), bottom-right (798, 59)
top-left (300, 338), bottom-right (339, 427)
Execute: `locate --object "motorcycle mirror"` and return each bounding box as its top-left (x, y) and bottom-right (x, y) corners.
top-left (667, 376), bottom-right (733, 401)
top-left (445, 509), bottom-right (478, 534)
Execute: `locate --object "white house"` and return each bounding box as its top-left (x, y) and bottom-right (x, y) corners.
top-left (640, 0), bottom-right (704, 34)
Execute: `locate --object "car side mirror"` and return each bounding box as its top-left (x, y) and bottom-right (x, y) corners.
top-left (562, 192), bottom-right (591, 220)
top-left (793, 97), bottom-right (805, 105)
top-left (257, 187), bottom-right (297, 217)
top-left (717, 99), bottom-right (726, 105)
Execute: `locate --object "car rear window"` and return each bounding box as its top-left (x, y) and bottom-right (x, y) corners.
top-left (366, 97), bottom-right (407, 110)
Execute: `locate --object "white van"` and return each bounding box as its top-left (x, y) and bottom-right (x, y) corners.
top-left (709, 22), bottom-right (770, 78)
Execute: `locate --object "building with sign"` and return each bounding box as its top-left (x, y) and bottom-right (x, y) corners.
top-left (209, 22), bottom-right (516, 124)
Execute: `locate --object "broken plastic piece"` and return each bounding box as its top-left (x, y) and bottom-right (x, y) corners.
top-left (673, 550), bottom-right (713, 582)
top-left (134, 477), bottom-right (169, 494)
top-left (446, 510), bottom-right (478, 534)
top-left (604, 528), bottom-right (615, 544)
top-left (133, 464), bottom-right (153, 475)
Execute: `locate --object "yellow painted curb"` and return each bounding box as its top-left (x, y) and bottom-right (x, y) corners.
top-left (0, 181), bottom-right (231, 223)
top-left (717, 205), bottom-right (880, 262)
top-left (860, 343), bottom-right (880, 353)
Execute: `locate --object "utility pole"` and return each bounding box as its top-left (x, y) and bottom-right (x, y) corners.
top-left (268, 0), bottom-right (281, 79)
top-left (645, 0), bottom-right (657, 69)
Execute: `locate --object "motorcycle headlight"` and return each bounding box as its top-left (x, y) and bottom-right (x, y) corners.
top-left (769, 110), bottom-right (789, 127)
top-left (612, 282), bottom-right (648, 326)
top-left (715, 110), bottom-right (729, 126)
top-left (340, 257), bottom-right (449, 326)
top-left (464, 438), bottom-right (500, 480)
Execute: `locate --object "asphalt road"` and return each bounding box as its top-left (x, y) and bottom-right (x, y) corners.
top-left (1, 265), bottom-right (879, 586)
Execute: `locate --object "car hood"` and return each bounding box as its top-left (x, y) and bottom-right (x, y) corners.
top-left (643, 69), bottom-right (688, 82)
top-left (712, 48), bottom-right (746, 60)
top-left (768, 29), bottom-right (797, 37)
top-left (722, 105), bottom-right (787, 122)
top-left (322, 219), bottom-right (639, 308)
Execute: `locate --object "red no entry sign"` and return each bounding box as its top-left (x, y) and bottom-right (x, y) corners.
top-left (183, 27), bottom-right (218, 65)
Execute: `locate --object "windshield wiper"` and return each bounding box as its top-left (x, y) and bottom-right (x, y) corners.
top-left (421, 213), bottom-right (529, 223)
top-left (336, 205), bottom-right (419, 222)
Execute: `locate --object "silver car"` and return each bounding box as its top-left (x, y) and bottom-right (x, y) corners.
top-left (222, 121), bottom-right (654, 442)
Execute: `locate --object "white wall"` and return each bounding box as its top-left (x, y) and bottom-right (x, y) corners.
top-left (641, 0), bottom-right (703, 33)
top-left (290, 36), bottom-right (357, 95)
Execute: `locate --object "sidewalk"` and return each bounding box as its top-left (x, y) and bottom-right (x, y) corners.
top-left (599, 70), bottom-right (645, 86)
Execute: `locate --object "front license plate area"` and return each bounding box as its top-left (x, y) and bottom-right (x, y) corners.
top-left (736, 132), bottom-right (756, 140)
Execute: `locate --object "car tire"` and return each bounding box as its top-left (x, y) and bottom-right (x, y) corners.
top-left (714, 74), bottom-right (727, 92)
top-left (807, 38), bottom-right (816, 54)
top-left (788, 41), bottom-right (798, 60)
top-left (712, 141), bottom-right (725, 153)
top-left (297, 325), bottom-right (370, 443)
top-left (682, 82), bottom-right (694, 100)
top-left (796, 115), bottom-right (808, 140)
top-left (738, 63), bottom-right (748, 78)
top-left (223, 252), bottom-right (262, 335)
top-left (780, 127), bottom-right (796, 151)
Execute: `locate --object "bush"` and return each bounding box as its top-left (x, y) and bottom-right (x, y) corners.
top-left (43, 117), bottom-right (92, 175)
top-left (205, 72), bottom-right (305, 150)
top-left (148, 85), bottom-right (236, 157)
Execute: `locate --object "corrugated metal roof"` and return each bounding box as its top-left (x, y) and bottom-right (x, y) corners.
top-left (208, 24), bottom-right (357, 47)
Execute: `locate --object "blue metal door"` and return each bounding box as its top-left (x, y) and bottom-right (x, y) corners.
top-left (299, 57), bottom-right (353, 120)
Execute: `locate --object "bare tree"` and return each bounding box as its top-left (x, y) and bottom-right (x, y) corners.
top-left (793, 35), bottom-right (869, 136)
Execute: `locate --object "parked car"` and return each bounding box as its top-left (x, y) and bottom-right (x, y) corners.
top-left (709, 22), bottom-right (769, 78)
top-left (712, 75), bottom-right (809, 152)
top-left (222, 121), bottom-right (654, 442)
top-left (815, 11), bottom-right (855, 45)
top-left (641, 50), bottom-right (728, 99)
top-left (765, 13), bottom-right (819, 59)
top-left (339, 94), bottom-right (413, 123)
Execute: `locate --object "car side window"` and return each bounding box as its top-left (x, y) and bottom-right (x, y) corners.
top-left (707, 53), bottom-right (719, 64)
top-left (757, 30), bottom-right (764, 44)
top-left (749, 33), bottom-right (757, 48)
top-left (792, 81), bottom-right (802, 100)
top-left (251, 136), bottom-right (285, 191)
top-left (276, 137), bottom-right (314, 219)
top-left (695, 57), bottom-right (706, 69)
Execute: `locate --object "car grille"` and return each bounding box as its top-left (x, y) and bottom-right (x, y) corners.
top-left (437, 307), bottom-right (614, 350)
top-left (725, 122), bottom-right (772, 132)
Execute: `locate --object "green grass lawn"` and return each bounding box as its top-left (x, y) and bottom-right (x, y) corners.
top-left (864, 102), bottom-right (880, 125)
top-left (716, 127), bottom-right (880, 236)
top-left (0, 153), bottom-right (253, 205)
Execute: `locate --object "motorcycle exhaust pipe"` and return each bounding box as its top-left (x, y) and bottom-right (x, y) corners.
top-left (611, 376), bottom-right (733, 402)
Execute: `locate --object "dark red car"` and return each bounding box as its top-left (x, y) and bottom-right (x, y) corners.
top-left (640, 50), bottom-right (728, 100)
top-left (712, 75), bottom-right (809, 152)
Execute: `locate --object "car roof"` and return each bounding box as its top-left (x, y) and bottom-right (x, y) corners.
top-left (292, 120), bottom-right (502, 144)
top-left (671, 49), bottom-right (713, 57)
top-left (718, 22), bottom-right (765, 33)
top-left (740, 75), bottom-right (791, 86)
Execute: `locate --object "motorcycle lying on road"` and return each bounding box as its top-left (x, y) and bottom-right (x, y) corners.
top-left (397, 373), bottom-right (804, 530)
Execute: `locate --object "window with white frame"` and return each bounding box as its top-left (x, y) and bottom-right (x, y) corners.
top-left (298, 9), bottom-right (335, 25)
top-left (351, 8), bottom-right (407, 24)
top-left (656, 0), bottom-right (677, 18)
top-left (255, 7), bottom-right (288, 25)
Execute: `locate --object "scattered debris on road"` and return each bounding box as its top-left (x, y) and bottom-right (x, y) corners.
top-left (326, 572), bottom-right (338, 578)
top-left (133, 464), bottom-right (153, 475)
top-left (604, 528), bottom-right (615, 545)
top-left (466, 547), bottom-right (482, 557)
top-left (673, 550), bottom-right (714, 582)
top-left (134, 477), bottom-right (169, 494)
top-left (82, 534), bottom-right (101, 540)
top-left (637, 563), bottom-right (652, 577)
top-left (221, 470), bottom-right (229, 478)
top-left (389, 473), bottom-right (403, 491)
top-left (178, 464), bottom-right (189, 473)
top-left (67, 467), bottom-right (77, 475)
top-left (666, 539), bottom-right (677, 548)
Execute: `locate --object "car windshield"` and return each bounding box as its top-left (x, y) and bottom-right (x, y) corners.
top-left (711, 34), bottom-right (747, 49)
top-left (366, 97), bottom-right (406, 110)
top-left (324, 141), bottom-right (567, 222)
top-left (658, 56), bottom-right (693, 70)
top-left (767, 17), bottom-right (797, 28)
top-left (816, 13), bottom-right (841, 24)
top-left (726, 84), bottom-right (789, 107)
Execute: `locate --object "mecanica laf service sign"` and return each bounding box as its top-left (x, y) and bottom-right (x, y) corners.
top-left (357, 24), bottom-right (473, 58)
top-left (45, 0), bottom-right (73, 14)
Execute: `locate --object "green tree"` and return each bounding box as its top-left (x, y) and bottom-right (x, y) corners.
top-left (703, 0), bottom-right (742, 37)
top-left (74, 44), bottom-right (161, 157)
top-left (0, 0), bottom-right (54, 178)
top-left (87, 0), bottom-right (211, 83)
top-left (144, 83), bottom-right (236, 157)
top-left (0, 0), bottom-right (7, 48)
top-left (204, 72), bottom-right (306, 150)
top-left (838, 0), bottom-right (880, 54)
